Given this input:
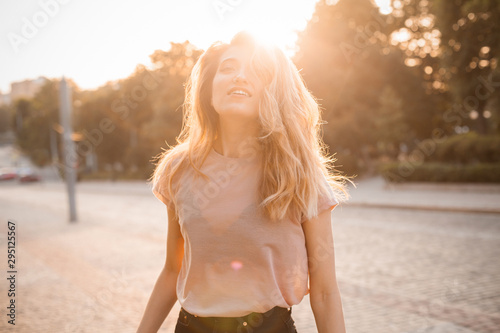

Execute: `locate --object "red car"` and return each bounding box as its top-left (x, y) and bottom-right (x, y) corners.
top-left (17, 167), bottom-right (40, 182)
top-left (0, 167), bottom-right (17, 181)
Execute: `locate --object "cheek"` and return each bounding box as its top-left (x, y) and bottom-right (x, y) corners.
top-left (253, 88), bottom-right (264, 106)
top-left (212, 77), bottom-right (226, 99)
top-left (211, 83), bottom-right (227, 111)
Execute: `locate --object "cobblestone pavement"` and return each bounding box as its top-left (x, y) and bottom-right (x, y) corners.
top-left (0, 180), bottom-right (499, 333)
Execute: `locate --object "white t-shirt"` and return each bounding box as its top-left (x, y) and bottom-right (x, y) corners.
top-left (152, 147), bottom-right (338, 317)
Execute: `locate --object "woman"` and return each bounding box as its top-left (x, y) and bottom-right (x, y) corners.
top-left (137, 31), bottom-right (350, 333)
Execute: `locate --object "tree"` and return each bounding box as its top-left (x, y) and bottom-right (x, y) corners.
top-left (71, 41), bottom-right (202, 177)
top-left (376, 84), bottom-right (408, 158)
top-left (10, 79), bottom-right (86, 168)
top-left (293, 0), bottom-right (435, 173)
top-left (0, 105), bottom-right (11, 133)
top-left (390, 0), bottom-right (500, 134)
top-left (432, 0), bottom-right (500, 135)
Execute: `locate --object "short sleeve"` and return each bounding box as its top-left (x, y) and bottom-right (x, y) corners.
top-left (151, 165), bottom-right (175, 208)
top-left (318, 185), bottom-right (339, 214)
top-left (300, 173), bottom-right (339, 223)
top-left (152, 181), bottom-right (172, 207)
top-left (151, 156), bottom-right (184, 208)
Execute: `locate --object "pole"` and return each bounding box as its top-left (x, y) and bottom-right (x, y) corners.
top-left (59, 77), bottom-right (78, 222)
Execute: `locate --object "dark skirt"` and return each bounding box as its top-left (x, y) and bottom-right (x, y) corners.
top-left (174, 305), bottom-right (298, 333)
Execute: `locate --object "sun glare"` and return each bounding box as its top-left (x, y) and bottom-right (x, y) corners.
top-left (241, 26), bottom-right (295, 53)
top-left (2, 0), bottom-right (397, 92)
top-left (211, 0), bottom-right (394, 57)
top-left (203, 0), bottom-right (318, 58)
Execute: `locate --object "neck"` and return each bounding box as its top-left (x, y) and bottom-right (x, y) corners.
top-left (213, 118), bottom-right (261, 158)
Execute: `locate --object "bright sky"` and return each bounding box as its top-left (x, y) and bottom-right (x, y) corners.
top-left (0, 0), bottom-right (389, 93)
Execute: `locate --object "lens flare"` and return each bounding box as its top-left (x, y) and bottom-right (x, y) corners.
top-left (231, 260), bottom-right (243, 271)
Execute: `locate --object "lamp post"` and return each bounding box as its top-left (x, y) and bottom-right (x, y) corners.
top-left (58, 77), bottom-right (77, 222)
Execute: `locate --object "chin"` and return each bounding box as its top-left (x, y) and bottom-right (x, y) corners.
top-left (219, 106), bottom-right (258, 118)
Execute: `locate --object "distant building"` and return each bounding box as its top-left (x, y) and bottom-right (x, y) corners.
top-left (10, 76), bottom-right (47, 103)
top-left (0, 91), bottom-right (11, 106)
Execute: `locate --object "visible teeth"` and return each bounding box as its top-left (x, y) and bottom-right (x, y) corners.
top-left (232, 90), bottom-right (249, 96)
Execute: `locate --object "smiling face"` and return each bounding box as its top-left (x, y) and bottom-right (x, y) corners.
top-left (211, 45), bottom-right (263, 121)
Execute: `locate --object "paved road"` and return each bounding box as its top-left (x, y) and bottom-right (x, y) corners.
top-left (0, 180), bottom-right (499, 332)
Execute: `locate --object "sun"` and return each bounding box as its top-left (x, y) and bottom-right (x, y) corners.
top-left (243, 26), bottom-right (290, 49)
top-left (202, 1), bottom-right (318, 57)
top-left (204, 0), bottom-right (393, 58)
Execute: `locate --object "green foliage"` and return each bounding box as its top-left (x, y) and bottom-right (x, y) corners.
top-left (381, 132), bottom-right (500, 183)
top-left (13, 92), bottom-right (55, 167)
top-left (295, 0), bottom-right (500, 181)
top-left (379, 161), bottom-right (500, 183)
top-left (432, 0), bottom-right (500, 134)
top-left (11, 42), bottom-right (200, 174)
top-left (425, 133), bottom-right (500, 164)
top-left (11, 0), bottom-right (500, 182)
top-left (333, 150), bottom-right (362, 176)
top-left (0, 105), bottom-right (11, 133)
top-left (375, 85), bottom-right (408, 149)
top-left (294, 0), bottom-right (438, 174)
top-left (71, 41), bottom-right (201, 175)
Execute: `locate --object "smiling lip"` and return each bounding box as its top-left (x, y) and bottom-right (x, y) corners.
top-left (228, 87), bottom-right (252, 97)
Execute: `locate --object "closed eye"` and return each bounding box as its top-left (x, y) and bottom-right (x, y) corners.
top-left (220, 65), bottom-right (236, 72)
top-left (218, 58), bottom-right (239, 73)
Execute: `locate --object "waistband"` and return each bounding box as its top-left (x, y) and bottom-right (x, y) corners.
top-left (180, 305), bottom-right (292, 324)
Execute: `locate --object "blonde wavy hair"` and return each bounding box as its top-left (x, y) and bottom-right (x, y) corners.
top-left (149, 31), bottom-right (351, 223)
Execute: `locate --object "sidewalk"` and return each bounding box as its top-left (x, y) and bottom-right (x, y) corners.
top-left (344, 176), bottom-right (500, 214)
top-left (1, 179), bottom-right (499, 332)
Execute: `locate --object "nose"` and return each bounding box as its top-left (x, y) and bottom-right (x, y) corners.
top-left (233, 67), bottom-right (248, 83)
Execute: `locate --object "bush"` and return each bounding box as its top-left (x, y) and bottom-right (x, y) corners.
top-left (379, 162), bottom-right (500, 183)
top-left (334, 151), bottom-right (362, 177)
top-left (425, 133), bottom-right (500, 164)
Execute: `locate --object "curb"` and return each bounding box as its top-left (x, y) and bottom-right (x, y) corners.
top-left (344, 202), bottom-right (500, 215)
top-left (384, 182), bottom-right (500, 194)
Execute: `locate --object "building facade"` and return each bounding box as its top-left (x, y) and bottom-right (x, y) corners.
top-left (9, 77), bottom-right (47, 103)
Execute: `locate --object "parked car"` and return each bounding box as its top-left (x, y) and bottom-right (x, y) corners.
top-left (17, 167), bottom-right (40, 183)
top-left (0, 167), bottom-right (17, 181)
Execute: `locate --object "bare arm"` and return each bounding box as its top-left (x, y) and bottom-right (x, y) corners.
top-left (302, 209), bottom-right (346, 333)
top-left (137, 205), bottom-right (184, 333)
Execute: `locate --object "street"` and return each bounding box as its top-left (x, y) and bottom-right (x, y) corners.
top-left (0, 180), bottom-right (499, 332)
